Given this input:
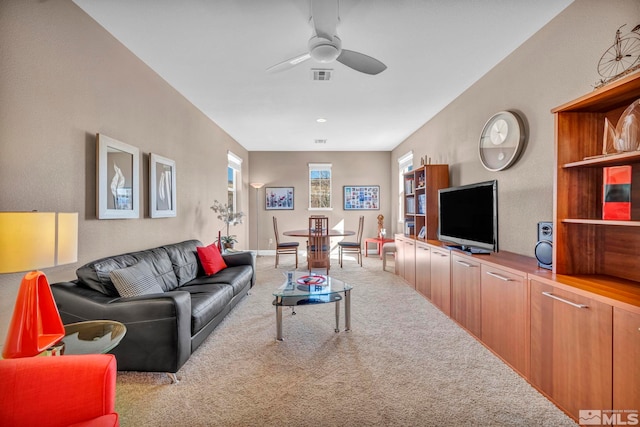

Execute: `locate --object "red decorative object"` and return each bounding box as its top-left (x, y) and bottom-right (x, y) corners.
top-left (2, 270), bottom-right (65, 359)
top-left (603, 166), bottom-right (632, 220)
top-left (296, 275), bottom-right (327, 286)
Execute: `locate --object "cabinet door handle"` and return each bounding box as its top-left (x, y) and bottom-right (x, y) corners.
top-left (542, 291), bottom-right (588, 309)
top-left (485, 271), bottom-right (513, 281)
top-left (433, 251), bottom-right (448, 257)
top-left (456, 260), bottom-right (476, 268)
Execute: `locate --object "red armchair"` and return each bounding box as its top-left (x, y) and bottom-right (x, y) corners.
top-left (0, 354), bottom-right (119, 427)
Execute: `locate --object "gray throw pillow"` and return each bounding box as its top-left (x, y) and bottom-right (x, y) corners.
top-left (109, 262), bottom-right (165, 298)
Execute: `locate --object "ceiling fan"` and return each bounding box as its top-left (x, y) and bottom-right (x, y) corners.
top-left (266, 0), bottom-right (387, 75)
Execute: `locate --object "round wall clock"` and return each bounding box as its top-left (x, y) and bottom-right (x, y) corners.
top-left (479, 111), bottom-right (526, 172)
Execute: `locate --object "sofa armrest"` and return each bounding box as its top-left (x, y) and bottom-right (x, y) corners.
top-left (52, 282), bottom-right (192, 373)
top-left (0, 354), bottom-right (118, 427)
top-left (222, 251), bottom-right (256, 286)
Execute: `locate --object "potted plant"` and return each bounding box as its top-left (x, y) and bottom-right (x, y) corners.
top-left (218, 235), bottom-right (238, 250)
top-left (210, 200), bottom-right (244, 250)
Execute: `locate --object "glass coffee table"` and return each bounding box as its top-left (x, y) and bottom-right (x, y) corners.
top-left (46, 320), bottom-right (127, 355)
top-left (272, 272), bottom-right (352, 341)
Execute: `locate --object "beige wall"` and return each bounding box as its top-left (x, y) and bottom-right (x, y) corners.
top-left (248, 151), bottom-right (392, 250)
top-left (0, 0), bottom-right (249, 345)
top-left (391, 0), bottom-right (640, 256)
top-left (2, 0), bottom-right (639, 348)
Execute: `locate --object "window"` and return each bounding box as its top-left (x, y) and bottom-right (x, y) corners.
top-left (309, 163), bottom-right (332, 209)
top-left (397, 151), bottom-right (413, 221)
top-left (227, 151), bottom-right (242, 213)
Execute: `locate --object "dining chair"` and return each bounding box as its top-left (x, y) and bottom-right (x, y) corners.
top-left (273, 216), bottom-right (299, 268)
top-left (307, 216), bottom-right (330, 274)
top-left (338, 215), bottom-right (364, 267)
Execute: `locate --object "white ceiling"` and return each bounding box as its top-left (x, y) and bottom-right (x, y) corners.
top-left (73, 0), bottom-right (574, 151)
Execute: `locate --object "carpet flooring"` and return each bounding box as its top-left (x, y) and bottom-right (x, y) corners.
top-left (114, 254), bottom-right (577, 426)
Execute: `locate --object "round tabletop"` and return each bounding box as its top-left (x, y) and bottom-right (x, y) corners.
top-left (283, 229), bottom-right (355, 237)
top-left (61, 320), bottom-right (127, 355)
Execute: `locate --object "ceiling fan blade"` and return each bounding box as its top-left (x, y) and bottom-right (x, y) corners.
top-left (337, 49), bottom-right (387, 75)
top-left (310, 0), bottom-right (338, 40)
top-left (266, 52), bottom-right (311, 73)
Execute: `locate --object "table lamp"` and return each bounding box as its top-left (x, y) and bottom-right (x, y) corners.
top-left (250, 183), bottom-right (265, 256)
top-left (0, 212), bottom-right (78, 358)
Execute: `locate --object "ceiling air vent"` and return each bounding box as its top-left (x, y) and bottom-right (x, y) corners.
top-left (311, 69), bottom-right (333, 81)
top-left (314, 139), bottom-right (327, 144)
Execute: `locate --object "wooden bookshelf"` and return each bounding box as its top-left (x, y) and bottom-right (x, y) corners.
top-left (402, 165), bottom-right (449, 240)
top-left (553, 71), bottom-right (640, 283)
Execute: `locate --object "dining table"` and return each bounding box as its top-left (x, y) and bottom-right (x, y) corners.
top-left (283, 228), bottom-right (355, 271)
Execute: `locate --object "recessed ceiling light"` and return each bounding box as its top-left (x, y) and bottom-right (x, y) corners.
top-left (316, 118), bottom-right (327, 123)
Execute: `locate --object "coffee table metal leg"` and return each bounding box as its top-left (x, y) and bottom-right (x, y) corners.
top-left (335, 299), bottom-right (340, 332)
top-left (276, 300), bottom-right (284, 341)
top-left (344, 290), bottom-right (351, 331)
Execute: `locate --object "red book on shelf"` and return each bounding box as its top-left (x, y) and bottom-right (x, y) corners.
top-left (602, 166), bottom-right (631, 220)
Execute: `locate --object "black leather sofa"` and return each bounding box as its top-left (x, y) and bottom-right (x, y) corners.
top-left (51, 240), bottom-right (255, 375)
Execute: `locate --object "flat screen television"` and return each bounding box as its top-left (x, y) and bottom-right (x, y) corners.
top-left (437, 180), bottom-right (498, 254)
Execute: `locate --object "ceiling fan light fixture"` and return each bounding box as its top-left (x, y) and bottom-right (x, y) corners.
top-left (311, 44), bottom-right (340, 63)
top-left (308, 36), bottom-right (341, 63)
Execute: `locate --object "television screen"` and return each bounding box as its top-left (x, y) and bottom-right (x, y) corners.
top-left (438, 180), bottom-right (498, 253)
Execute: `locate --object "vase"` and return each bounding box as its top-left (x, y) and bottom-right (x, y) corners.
top-left (614, 98), bottom-right (640, 152)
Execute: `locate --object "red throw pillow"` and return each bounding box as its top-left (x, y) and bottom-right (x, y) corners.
top-left (196, 244), bottom-right (227, 276)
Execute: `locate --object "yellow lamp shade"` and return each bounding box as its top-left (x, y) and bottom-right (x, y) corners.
top-left (56, 212), bottom-right (78, 266)
top-left (0, 212), bottom-right (56, 273)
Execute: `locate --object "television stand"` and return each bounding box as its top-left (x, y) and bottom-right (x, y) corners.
top-left (446, 245), bottom-right (492, 255)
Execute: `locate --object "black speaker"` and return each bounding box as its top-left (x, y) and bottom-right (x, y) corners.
top-left (535, 221), bottom-right (553, 270)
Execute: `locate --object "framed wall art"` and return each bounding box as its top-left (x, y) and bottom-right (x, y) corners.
top-left (150, 153), bottom-right (176, 218)
top-left (97, 134), bottom-right (140, 219)
top-left (343, 185), bottom-right (380, 210)
top-left (266, 187), bottom-right (294, 210)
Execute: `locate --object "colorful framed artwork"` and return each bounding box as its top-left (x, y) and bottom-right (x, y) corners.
top-left (96, 134), bottom-right (140, 219)
top-left (266, 187), bottom-right (294, 210)
top-left (150, 153), bottom-right (176, 218)
top-left (343, 185), bottom-right (380, 210)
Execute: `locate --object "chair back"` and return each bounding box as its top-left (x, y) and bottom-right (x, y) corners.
top-left (356, 215), bottom-right (364, 244)
top-left (272, 216), bottom-right (281, 245)
top-left (308, 216), bottom-right (328, 244)
top-left (308, 216), bottom-right (329, 269)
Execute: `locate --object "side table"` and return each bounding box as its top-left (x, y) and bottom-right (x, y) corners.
top-left (47, 320), bottom-right (127, 356)
top-left (364, 237), bottom-right (394, 258)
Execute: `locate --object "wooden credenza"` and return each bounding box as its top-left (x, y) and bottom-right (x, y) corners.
top-left (394, 236), bottom-right (640, 423)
